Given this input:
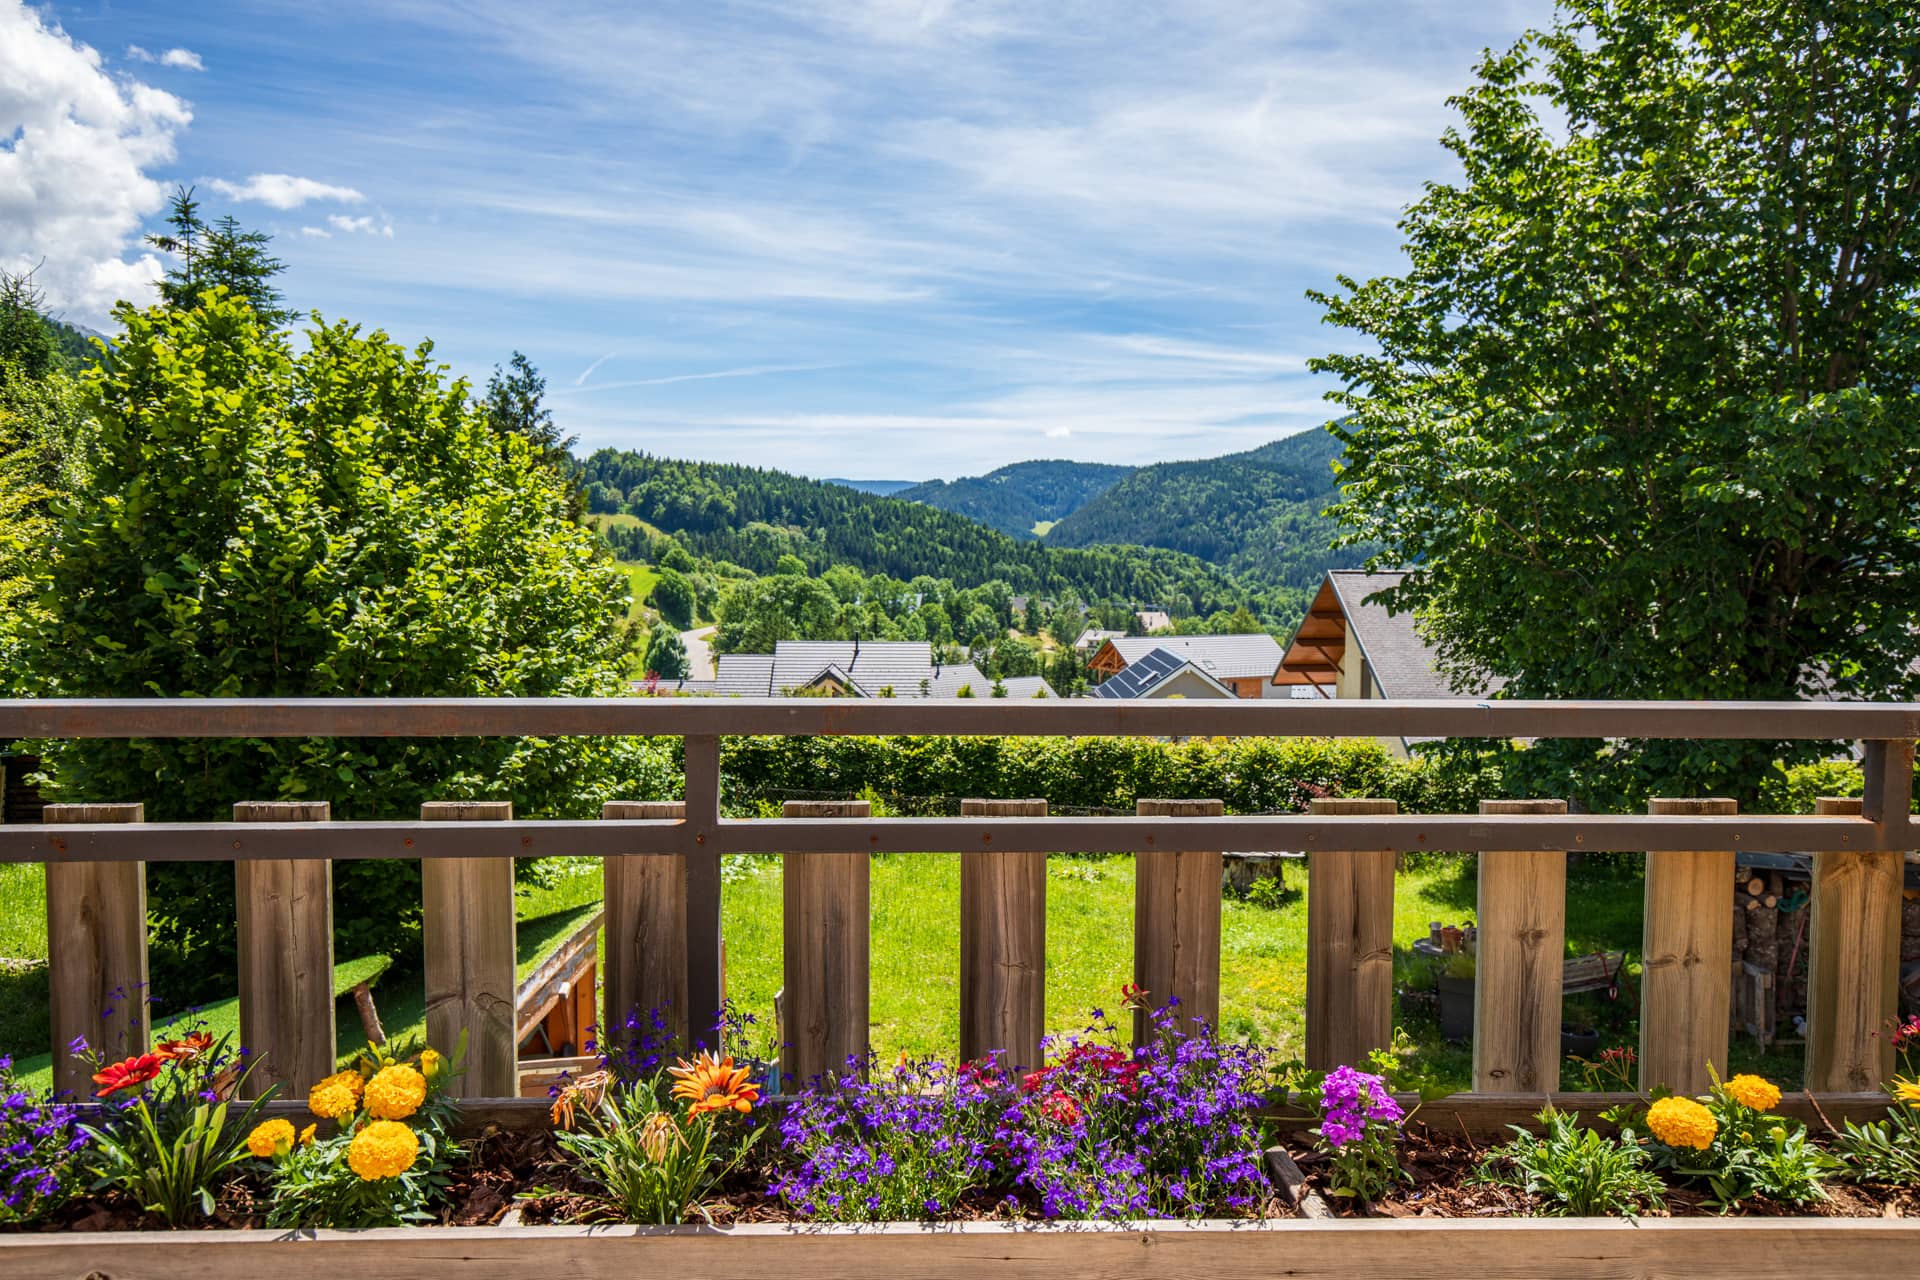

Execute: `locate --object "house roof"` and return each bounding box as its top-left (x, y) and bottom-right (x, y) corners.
top-left (710, 641), bottom-right (1013, 698)
top-left (1274, 570), bottom-right (1499, 698)
top-left (998, 675), bottom-right (1056, 699)
top-left (1094, 633), bottom-right (1284, 681)
top-left (1091, 647), bottom-right (1238, 699)
top-left (1073, 627), bottom-right (1123, 651)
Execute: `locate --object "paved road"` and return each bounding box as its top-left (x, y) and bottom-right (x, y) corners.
top-left (681, 626), bottom-right (717, 681)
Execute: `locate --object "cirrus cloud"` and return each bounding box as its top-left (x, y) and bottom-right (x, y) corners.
top-left (208, 172), bottom-right (364, 209)
top-left (126, 45), bottom-right (205, 71)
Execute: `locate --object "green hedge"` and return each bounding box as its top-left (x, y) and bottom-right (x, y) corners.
top-left (719, 734), bottom-right (1498, 815)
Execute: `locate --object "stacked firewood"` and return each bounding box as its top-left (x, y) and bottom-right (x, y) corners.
top-left (1730, 867), bottom-right (1810, 1047)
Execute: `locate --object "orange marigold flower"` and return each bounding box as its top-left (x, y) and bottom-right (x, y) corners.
top-left (308, 1070), bottom-right (366, 1121)
top-left (91, 1052), bottom-right (167, 1098)
top-left (347, 1120), bottom-right (418, 1181)
top-left (298, 1123), bottom-right (317, 1147)
top-left (1724, 1074), bottom-right (1781, 1113)
top-left (1647, 1096), bottom-right (1718, 1151)
top-left (246, 1118), bottom-right (297, 1159)
top-left (364, 1064), bottom-right (428, 1120)
top-left (668, 1051), bottom-right (760, 1117)
top-left (154, 1031), bottom-right (215, 1062)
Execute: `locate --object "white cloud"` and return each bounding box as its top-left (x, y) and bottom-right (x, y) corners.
top-left (298, 225), bottom-right (332, 238)
top-left (0, 3), bottom-right (191, 324)
top-left (325, 213), bottom-right (393, 237)
top-left (209, 173), bottom-right (365, 209)
top-left (573, 352), bottom-right (616, 386)
top-left (126, 45), bottom-right (205, 71)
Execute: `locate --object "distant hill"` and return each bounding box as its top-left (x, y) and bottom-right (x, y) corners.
top-left (895, 460), bottom-right (1133, 539)
top-left (825, 478), bottom-right (920, 496)
top-left (47, 316), bottom-right (108, 368)
top-left (576, 448), bottom-right (1265, 616)
top-left (1044, 428), bottom-right (1375, 592)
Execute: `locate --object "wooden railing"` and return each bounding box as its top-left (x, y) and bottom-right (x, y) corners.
top-left (1, 698), bottom-right (1914, 1102)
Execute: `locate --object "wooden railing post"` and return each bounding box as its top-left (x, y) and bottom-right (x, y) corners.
top-left (602, 801), bottom-right (687, 1051)
top-left (1473, 799), bottom-right (1568, 1093)
top-left (421, 801), bottom-right (516, 1098)
top-left (1306, 797), bottom-right (1396, 1070)
top-left (682, 735), bottom-right (724, 1050)
top-left (45, 803), bottom-right (147, 1096)
top-left (1806, 795), bottom-right (1902, 1091)
top-left (234, 801), bottom-right (334, 1096)
top-left (782, 799), bottom-right (869, 1085)
top-left (1134, 798), bottom-right (1223, 1046)
top-left (1640, 797), bottom-right (1735, 1095)
top-left (960, 798), bottom-right (1047, 1070)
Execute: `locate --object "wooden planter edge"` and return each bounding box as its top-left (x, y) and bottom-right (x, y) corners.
top-left (4, 1216), bottom-right (1919, 1280)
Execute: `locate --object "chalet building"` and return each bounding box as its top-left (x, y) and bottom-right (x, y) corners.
top-left (1085, 634), bottom-right (1286, 700)
top-left (1134, 610), bottom-right (1173, 635)
top-left (1072, 627), bottom-right (1123, 654)
top-left (699, 640), bottom-right (1054, 699)
top-left (1272, 570), bottom-right (1499, 753)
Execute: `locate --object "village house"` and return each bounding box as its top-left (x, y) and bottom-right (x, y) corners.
top-left (1085, 633), bottom-right (1286, 699)
top-left (683, 639), bottom-right (1053, 698)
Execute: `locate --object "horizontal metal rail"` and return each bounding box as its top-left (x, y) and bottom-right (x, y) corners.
top-left (0, 813), bottom-right (1891, 864)
top-left (5, 696), bottom-right (1920, 740)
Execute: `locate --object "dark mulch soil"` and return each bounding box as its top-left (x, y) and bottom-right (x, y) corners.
top-left (1292, 1129), bottom-right (1920, 1219)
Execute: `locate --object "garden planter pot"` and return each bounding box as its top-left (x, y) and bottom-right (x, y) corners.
top-left (1437, 973), bottom-right (1475, 1042)
top-left (3, 1216), bottom-right (1918, 1280)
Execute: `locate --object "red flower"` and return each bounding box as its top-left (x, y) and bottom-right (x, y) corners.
top-left (1020, 1067), bottom-right (1054, 1093)
top-left (1119, 982), bottom-right (1150, 1009)
top-left (1040, 1089), bottom-right (1082, 1126)
top-left (155, 1032), bottom-right (214, 1062)
top-left (92, 1052), bottom-right (167, 1097)
top-left (1892, 1017), bottom-right (1920, 1052)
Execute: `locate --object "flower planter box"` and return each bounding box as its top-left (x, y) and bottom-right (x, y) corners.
top-left (3, 1216), bottom-right (1918, 1280)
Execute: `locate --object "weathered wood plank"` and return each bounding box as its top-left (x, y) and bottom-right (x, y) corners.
top-left (421, 801), bottom-right (516, 1098)
top-left (782, 800), bottom-right (869, 1085)
top-left (1806, 795), bottom-right (1902, 1091)
top-left (1306, 797), bottom-right (1396, 1070)
top-left (960, 799), bottom-right (1047, 1070)
top-left (602, 801), bottom-right (687, 1051)
top-left (234, 801), bottom-right (334, 1096)
top-left (44, 803), bottom-right (147, 1095)
top-left (681, 735), bottom-right (724, 1049)
top-left (1473, 799), bottom-right (1567, 1093)
top-left (1640, 798), bottom-right (1736, 1094)
top-left (3, 1216), bottom-right (1918, 1280)
top-left (1134, 799), bottom-right (1223, 1045)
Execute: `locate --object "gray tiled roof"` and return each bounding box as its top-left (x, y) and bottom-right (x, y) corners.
top-left (711, 641), bottom-right (1006, 698)
top-left (1073, 628), bottom-right (1124, 651)
top-left (1326, 570), bottom-right (1500, 699)
top-left (1103, 633), bottom-right (1283, 680)
top-left (1092, 648), bottom-right (1236, 699)
top-left (998, 675), bottom-right (1056, 699)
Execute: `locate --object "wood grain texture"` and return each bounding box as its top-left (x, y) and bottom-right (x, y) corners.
top-left (233, 801), bottom-right (334, 1096)
top-left (1133, 799), bottom-right (1223, 1046)
top-left (1305, 798), bottom-right (1397, 1070)
top-left (1806, 795), bottom-right (1901, 1091)
top-left (960, 799), bottom-right (1047, 1070)
top-left (1640, 798), bottom-right (1736, 1094)
top-left (43, 803), bottom-right (147, 1095)
top-left (1473, 799), bottom-right (1568, 1093)
top-left (681, 735), bottom-right (725, 1049)
top-left (602, 801), bottom-right (689, 1050)
top-left (782, 800), bottom-right (870, 1085)
top-left (421, 801), bottom-right (517, 1098)
top-left (4, 1217), bottom-right (1918, 1280)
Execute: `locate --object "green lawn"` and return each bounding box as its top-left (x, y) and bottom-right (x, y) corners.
top-left (620, 562), bottom-right (661, 623)
top-left (1, 850), bottom-right (1803, 1096)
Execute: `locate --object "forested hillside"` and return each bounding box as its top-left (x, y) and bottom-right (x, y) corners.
top-left (1044, 428), bottom-right (1374, 589)
top-left (576, 449), bottom-right (1275, 620)
top-left (895, 459), bottom-right (1132, 538)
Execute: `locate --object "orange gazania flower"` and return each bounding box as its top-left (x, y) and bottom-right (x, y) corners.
top-left (92, 1052), bottom-right (167, 1098)
top-left (549, 1069), bottom-right (611, 1130)
top-left (155, 1031), bottom-right (214, 1062)
top-left (668, 1051), bottom-right (760, 1117)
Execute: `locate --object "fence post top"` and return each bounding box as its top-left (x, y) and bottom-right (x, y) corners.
top-left (421, 800), bottom-right (513, 820)
top-left (1647, 797), bottom-right (1738, 815)
top-left (1308, 797), bottom-right (1398, 815)
top-left (1478, 798), bottom-right (1569, 815)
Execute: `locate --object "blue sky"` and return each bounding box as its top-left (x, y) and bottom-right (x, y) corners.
top-left (4, 0), bottom-right (1554, 479)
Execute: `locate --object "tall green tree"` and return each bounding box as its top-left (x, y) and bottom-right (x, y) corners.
top-left (644, 622), bottom-right (691, 680)
top-left (0, 270), bottom-right (57, 383)
top-left (1315, 1), bottom-right (1920, 804)
top-left (28, 293), bottom-right (665, 986)
top-left (485, 351), bottom-right (576, 459)
top-left (145, 186), bottom-right (293, 327)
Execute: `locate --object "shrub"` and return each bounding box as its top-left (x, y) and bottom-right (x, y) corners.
top-left (250, 1041), bottom-right (461, 1228)
top-left (1475, 1107), bottom-right (1665, 1216)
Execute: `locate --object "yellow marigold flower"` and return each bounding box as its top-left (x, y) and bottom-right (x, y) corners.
top-left (307, 1080), bottom-right (359, 1121)
top-left (419, 1048), bottom-right (443, 1081)
top-left (668, 1050), bottom-right (760, 1118)
top-left (246, 1118), bottom-right (297, 1159)
top-left (1893, 1077), bottom-right (1920, 1107)
top-left (1724, 1074), bottom-right (1781, 1113)
top-left (298, 1123), bottom-right (317, 1147)
top-left (1647, 1095), bottom-right (1718, 1151)
top-left (364, 1063), bottom-right (428, 1120)
top-left (347, 1119), bottom-right (419, 1181)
